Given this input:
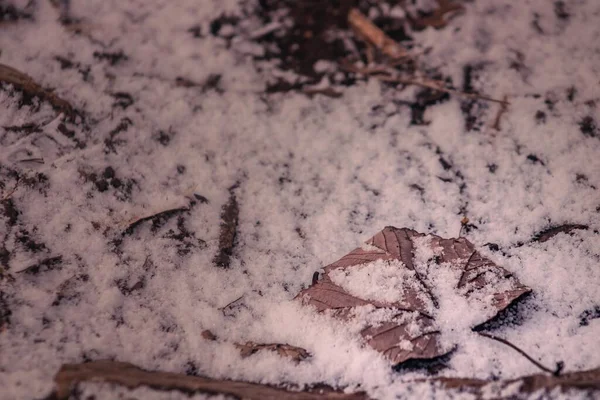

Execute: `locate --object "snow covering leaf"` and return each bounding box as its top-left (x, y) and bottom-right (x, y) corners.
top-left (297, 226), bottom-right (531, 366)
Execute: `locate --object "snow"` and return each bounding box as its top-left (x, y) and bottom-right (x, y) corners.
top-left (329, 259), bottom-right (416, 304)
top-left (1, 0), bottom-right (599, 399)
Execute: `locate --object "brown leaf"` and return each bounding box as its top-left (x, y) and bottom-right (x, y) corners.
top-left (49, 360), bottom-right (367, 400)
top-left (0, 63), bottom-right (74, 117)
top-left (201, 329), bottom-right (218, 341)
top-left (236, 342), bottom-right (311, 363)
top-left (213, 192), bottom-right (239, 268)
top-left (297, 226), bottom-right (531, 366)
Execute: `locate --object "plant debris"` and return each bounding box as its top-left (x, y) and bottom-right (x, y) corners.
top-left (201, 329), bottom-right (218, 341)
top-left (0, 290), bottom-right (10, 332)
top-left (477, 331), bottom-right (563, 375)
top-left (2, 0), bottom-right (600, 398)
top-left (236, 341), bottom-right (311, 363)
top-left (348, 8), bottom-right (409, 61)
top-left (425, 366), bottom-right (600, 396)
top-left (47, 360), bottom-right (368, 400)
top-left (406, 0), bottom-right (465, 30)
top-left (296, 226), bottom-right (531, 366)
top-left (0, 63), bottom-right (74, 117)
top-left (16, 256), bottom-right (63, 274)
top-left (491, 95), bottom-right (509, 131)
top-left (532, 224), bottom-right (589, 243)
top-left (213, 191), bottom-right (239, 268)
top-left (122, 206), bottom-right (191, 236)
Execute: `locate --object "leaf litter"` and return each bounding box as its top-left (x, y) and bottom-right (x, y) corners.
top-left (297, 226), bottom-right (531, 367)
top-left (1, 0), bottom-right (600, 399)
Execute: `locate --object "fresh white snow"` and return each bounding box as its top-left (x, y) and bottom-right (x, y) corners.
top-left (1, 0), bottom-right (599, 399)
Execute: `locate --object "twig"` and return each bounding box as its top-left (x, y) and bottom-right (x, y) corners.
top-left (123, 206), bottom-right (190, 235)
top-left (492, 95), bottom-right (509, 130)
top-left (0, 63), bottom-right (74, 116)
top-left (378, 75), bottom-right (509, 105)
top-left (532, 224), bottom-right (588, 243)
top-left (18, 158), bottom-right (45, 164)
top-left (49, 360), bottom-right (367, 400)
top-left (219, 295), bottom-right (244, 313)
top-left (303, 87), bottom-right (343, 99)
top-left (340, 62), bottom-right (508, 105)
top-left (412, 366), bottom-right (599, 394)
top-left (348, 9), bottom-right (410, 60)
top-left (478, 331), bottom-right (563, 375)
top-left (1, 177), bottom-right (20, 200)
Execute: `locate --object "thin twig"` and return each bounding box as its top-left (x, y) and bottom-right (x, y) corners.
top-left (378, 75), bottom-right (509, 105)
top-left (340, 62), bottom-right (508, 105)
top-left (478, 331), bottom-right (562, 375)
top-left (122, 206), bottom-right (189, 235)
top-left (348, 8), bottom-right (410, 60)
top-left (1, 177), bottom-right (20, 200)
top-left (492, 95), bottom-right (509, 130)
top-left (18, 158), bottom-right (45, 164)
top-left (219, 296), bottom-right (244, 312)
top-left (0, 63), bottom-right (74, 116)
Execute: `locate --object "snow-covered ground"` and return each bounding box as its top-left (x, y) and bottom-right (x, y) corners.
top-left (1, 0), bottom-right (599, 399)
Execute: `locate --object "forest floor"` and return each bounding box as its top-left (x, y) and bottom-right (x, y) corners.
top-left (1, 0), bottom-right (600, 399)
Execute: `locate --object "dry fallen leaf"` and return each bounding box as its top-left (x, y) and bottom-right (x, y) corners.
top-left (236, 341), bottom-right (311, 363)
top-left (296, 226), bottom-right (531, 366)
top-left (201, 329), bottom-right (218, 341)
